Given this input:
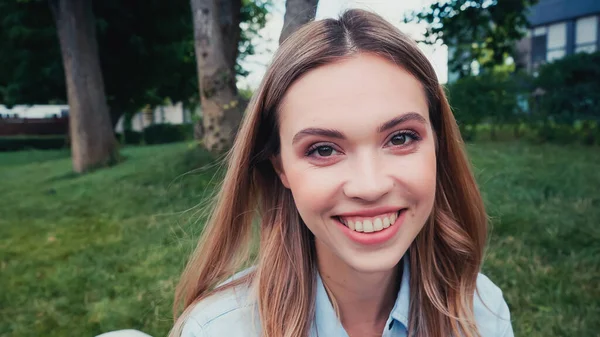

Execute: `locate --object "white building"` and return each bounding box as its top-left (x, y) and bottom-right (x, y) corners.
top-left (114, 102), bottom-right (194, 133)
top-left (0, 105), bottom-right (69, 119)
top-left (524, 0), bottom-right (600, 71)
top-left (447, 0), bottom-right (600, 82)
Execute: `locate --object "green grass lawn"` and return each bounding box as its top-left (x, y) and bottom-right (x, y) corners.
top-left (1, 141), bottom-right (599, 337)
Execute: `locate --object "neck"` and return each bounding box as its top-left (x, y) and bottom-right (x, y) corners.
top-left (316, 242), bottom-right (402, 333)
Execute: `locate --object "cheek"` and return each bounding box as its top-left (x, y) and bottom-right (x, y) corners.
top-left (283, 167), bottom-right (339, 219)
top-left (417, 153), bottom-right (437, 214)
top-left (395, 146), bottom-right (437, 209)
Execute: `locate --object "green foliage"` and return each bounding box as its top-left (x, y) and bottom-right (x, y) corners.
top-left (446, 76), bottom-right (485, 140)
top-left (238, 86), bottom-right (254, 101)
top-left (0, 1), bottom-right (65, 107)
top-left (118, 130), bottom-right (144, 145)
top-left (0, 135), bottom-right (67, 151)
top-left (446, 71), bottom-right (530, 140)
top-left (93, 0), bottom-right (198, 123)
top-left (0, 0), bottom-right (270, 123)
top-left (0, 0), bottom-right (197, 122)
top-left (532, 120), bottom-right (600, 146)
top-left (1, 142), bottom-right (599, 336)
top-left (407, 0), bottom-right (538, 77)
top-left (522, 51), bottom-right (600, 144)
top-left (237, 0), bottom-right (270, 77)
top-left (117, 124), bottom-right (194, 145)
top-left (533, 51), bottom-right (600, 124)
top-left (447, 51), bottom-right (600, 146)
top-left (142, 124), bottom-right (193, 145)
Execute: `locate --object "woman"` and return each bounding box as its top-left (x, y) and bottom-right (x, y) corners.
top-left (171, 9), bottom-right (513, 337)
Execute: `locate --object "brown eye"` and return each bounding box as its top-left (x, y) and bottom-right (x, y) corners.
top-left (391, 134), bottom-right (407, 145)
top-left (317, 146), bottom-right (334, 156)
top-left (305, 144), bottom-right (341, 158)
top-left (387, 131), bottom-right (421, 147)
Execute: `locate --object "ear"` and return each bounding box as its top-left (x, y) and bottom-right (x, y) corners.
top-left (270, 155), bottom-right (290, 189)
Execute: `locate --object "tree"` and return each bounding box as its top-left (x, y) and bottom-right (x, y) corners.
top-left (0, 0), bottom-right (198, 127)
top-left (92, 0), bottom-right (198, 127)
top-left (190, 0), bottom-right (245, 152)
top-left (190, 0), bottom-right (317, 152)
top-left (189, 0), bottom-right (268, 153)
top-left (279, 0), bottom-right (318, 44)
top-left (407, 0), bottom-right (538, 78)
top-left (95, 0), bottom-right (267, 127)
top-left (0, 1), bottom-right (65, 107)
top-left (49, 0), bottom-right (118, 173)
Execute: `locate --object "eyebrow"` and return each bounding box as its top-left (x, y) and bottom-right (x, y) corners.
top-left (291, 112), bottom-right (428, 144)
top-left (377, 112), bottom-right (427, 133)
top-left (292, 128), bottom-right (344, 144)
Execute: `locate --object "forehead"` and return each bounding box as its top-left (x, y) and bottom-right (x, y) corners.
top-left (278, 53), bottom-right (430, 133)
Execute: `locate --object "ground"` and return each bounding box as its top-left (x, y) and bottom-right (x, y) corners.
top-left (0, 141), bottom-right (599, 337)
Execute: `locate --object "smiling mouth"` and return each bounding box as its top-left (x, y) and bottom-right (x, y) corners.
top-left (334, 209), bottom-right (405, 233)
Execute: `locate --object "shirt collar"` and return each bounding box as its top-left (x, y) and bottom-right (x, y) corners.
top-left (314, 254), bottom-right (411, 335)
top-left (390, 253), bottom-right (410, 329)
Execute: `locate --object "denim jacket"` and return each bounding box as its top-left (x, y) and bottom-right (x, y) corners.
top-left (181, 255), bottom-right (514, 337)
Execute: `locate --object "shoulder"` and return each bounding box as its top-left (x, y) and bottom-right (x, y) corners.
top-left (473, 273), bottom-right (514, 337)
top-left (180, 269), bottom-right (260, 337)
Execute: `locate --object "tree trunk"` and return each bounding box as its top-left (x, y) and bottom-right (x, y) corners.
top-left (49, 0), bottom-right (117, 173)
top-left (218, 0), bottom-right (241, 72)
top-left (190, 0), bottom-right (242, 153)
top-left (279, 0), bottom-right (318, 44)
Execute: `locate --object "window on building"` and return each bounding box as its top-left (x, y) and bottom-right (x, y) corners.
top-left (575, 16), bottom-right (598, 54)
top-left (531, 26), bottom-right (547, 69)
top-left (546, 22), bottom-right (567, 62)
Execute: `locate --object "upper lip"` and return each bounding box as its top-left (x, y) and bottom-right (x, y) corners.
top-left (336, 206), bottom-right (405, 218)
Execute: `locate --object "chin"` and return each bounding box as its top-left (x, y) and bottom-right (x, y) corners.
top-left (342, 247), bottom-right (407, 274)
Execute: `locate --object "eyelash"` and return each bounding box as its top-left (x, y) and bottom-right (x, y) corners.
top-left (388, 130), bottom-right (421, 146)
top-left (304, 130), bottom-right (422, 157)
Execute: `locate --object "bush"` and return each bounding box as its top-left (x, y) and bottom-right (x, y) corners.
top-left (530, 51), bottom-right (600, 144)
top-left (532, 120), bottom-right (600, 145)
top-left (142, 123), bottom-right (193, 145)
top-left (0, 135), bottom-right (68, 152)
top-left (118, 130), bottom-right (144, 145)
top-left (446, 72), bottom-right (529, 141)
top-left (116, 124), bottom-right (194, 146)
top-left (534, 51), bottom-right (600, 125)
top-left (446, 76), bottom-right (484, 140)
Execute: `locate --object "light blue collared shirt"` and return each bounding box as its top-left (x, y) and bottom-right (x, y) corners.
top-left (181, 256), bottom-right (514, 336)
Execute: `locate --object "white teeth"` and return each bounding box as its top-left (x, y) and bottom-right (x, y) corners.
top-left (338, 210), bottom-right (402, 233)
top-left (355, 220), bottom-right (363, 232)
top-left (363, 219), bottom-right (374, 233)
top-left (373, 218), bottom-right (383, 231)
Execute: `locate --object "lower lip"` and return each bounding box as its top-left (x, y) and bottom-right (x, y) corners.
top-left (335, 210), bottom-right (406, 246)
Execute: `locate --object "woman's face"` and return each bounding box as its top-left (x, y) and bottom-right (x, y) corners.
top-left (274, 53), bottom-right (437, 273)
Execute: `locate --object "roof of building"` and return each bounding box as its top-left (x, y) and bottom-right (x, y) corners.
top-left (528, 0), bottom-right (600, 26)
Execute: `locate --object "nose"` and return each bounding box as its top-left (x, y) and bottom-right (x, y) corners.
top-left (342, 152), bottom-right (394, 202)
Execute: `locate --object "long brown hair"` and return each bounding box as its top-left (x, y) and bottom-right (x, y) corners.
top-left (171, 9), bottom-right (487, 337)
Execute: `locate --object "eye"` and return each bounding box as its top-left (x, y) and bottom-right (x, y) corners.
top-left (316, 146), bottom-right (334, 156)
top-left (387, 130), bottom-right (420, 147)
top-left (306, 144), bottom-right (340, 157)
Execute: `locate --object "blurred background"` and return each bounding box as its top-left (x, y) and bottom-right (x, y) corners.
top-left (1, 0), bottom-right (598, 336)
